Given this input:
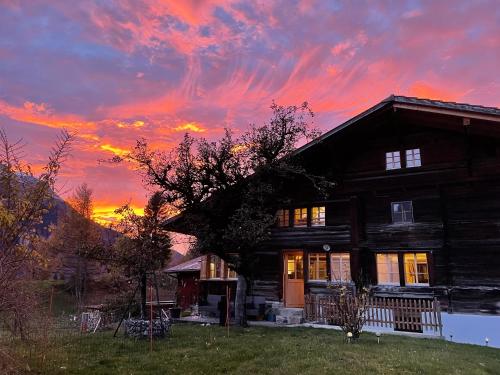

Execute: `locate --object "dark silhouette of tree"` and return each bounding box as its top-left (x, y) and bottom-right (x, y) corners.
top-left (117, 102), bottom-right (332, 325)
top-left (109, 192), bottom-right (172, 318)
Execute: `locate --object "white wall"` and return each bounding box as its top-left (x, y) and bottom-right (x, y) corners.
top-left (441, 313), bottom-right (500, 348)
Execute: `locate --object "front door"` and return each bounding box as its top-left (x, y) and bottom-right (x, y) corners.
top-left (283, 251), bottom-right (305, 307)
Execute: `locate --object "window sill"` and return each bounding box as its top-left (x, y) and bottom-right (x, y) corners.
top-left (330, 281), bottom-right (354, 285)
top-left (306, 280), bottom-right (353, 285)
top-left (405, 283), bottom-right (430, 287)
top-left (307, 280), bottom-right (328, 283)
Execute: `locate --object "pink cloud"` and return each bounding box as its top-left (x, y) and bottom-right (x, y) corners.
top-left (1, 0), bottom-right (499, 223)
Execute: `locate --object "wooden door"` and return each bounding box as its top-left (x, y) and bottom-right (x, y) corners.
top-left (283, 251), bottom-right (305, 307)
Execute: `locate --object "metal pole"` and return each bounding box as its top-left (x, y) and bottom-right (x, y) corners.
top-left (226, 286), bottom-right (230, 337)
top-left (153, 271), bottom-right (165, 332)
top-left (150, 283), bottom-right (153, 352)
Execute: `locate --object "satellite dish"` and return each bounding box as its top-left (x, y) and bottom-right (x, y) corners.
top-left (322, 244), bottom-right (331, 252)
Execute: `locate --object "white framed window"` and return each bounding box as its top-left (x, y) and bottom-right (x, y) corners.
top-left (376, 253), bottom-right (400, 285)
top-left (406, 148), bottom-right (422, 168)
top-left (294, 208), bottom-right (308, 227)
top-left (311, 206), bottom-right (326, 226)
top-left (308, 253), bottom-right (328, 281)
top-left (331, 253), bottom-right (351, 283)
top-left (276, 209), bottom-right (290, 227)
top-left (391, 201), bottom-right (414, 224)
top-left (404, 253), bottom-right (429, 286)
top-left (386, 151), bottom-right (401, 170)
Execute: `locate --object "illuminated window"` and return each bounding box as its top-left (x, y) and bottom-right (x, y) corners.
top-left (391, 201), bottom-right (414, 224)
top-left (209, 255), bottom-right (223, 279)
top-left (331, 253), bottom-right (351, 283)
top-left (404, 253), bottom-right (429, 285)
top-left (294, 208), bottom-right (308, 227)
top-left (308, 253), bottom-right (327, 281)
top-left (287, 254), bottom-right (303, 279)
top-left (225, 254), bottom-right (238, 279)
top-left (406, 148), bottom-right (421, 168)
top-left (226, 267), bottom-right (237, 279)
top-left (311, 206), bottom-right (326, 226)
top-left (386, 151), bottom-right (401, 170)
top-left (376, 253), bottom-right (400, 285)
top-left (276, 209), bottom-right (290, 227)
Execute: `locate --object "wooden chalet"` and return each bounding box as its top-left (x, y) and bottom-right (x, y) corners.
top-left (171, 95), bottom-right (500, 318)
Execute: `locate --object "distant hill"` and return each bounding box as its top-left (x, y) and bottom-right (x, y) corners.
top-left (40, 193), bottom-right (184, 280)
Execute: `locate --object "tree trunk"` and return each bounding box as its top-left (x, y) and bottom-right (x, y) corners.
top-left (140, 273), bottom-right (147, 319)
top-left (234, 274), bottom-right (248, 327)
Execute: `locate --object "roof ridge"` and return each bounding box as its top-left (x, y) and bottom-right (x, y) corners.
top-left (391, 95), bottom-right (500, 112)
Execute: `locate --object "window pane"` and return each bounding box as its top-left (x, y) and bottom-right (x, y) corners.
top-left (295, 255), bottom-right (303, 279)
top-left (386, 151), bottom-right (401, 170)
top-left (287, 257), bottom-right (296, 279)
top-left (391, 201), bottom-right (414, 224)
top-left (311, 206), bottom-right (326, 226)
top-left (331, 253), bottom-right (351, 282)
top-left (404, 253), bottom-right (429, 285)
top-left (406, 148), bottom-right (422, 168)
top-left (309, 253), bottom-right (327, 280)
top-left (377, 253), bottom-right (400, 285)
top-left (209, 255), bottom-right (222, 278)
top-left (294, 208), bottom-right (308, 227)
top-left (276, 209), bottom-right (289, 227)
top-left (404, 253), bottom-right (417, 284)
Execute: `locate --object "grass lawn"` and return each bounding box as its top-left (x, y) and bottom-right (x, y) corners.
top-left (5, 324), bottom-right (500, 374)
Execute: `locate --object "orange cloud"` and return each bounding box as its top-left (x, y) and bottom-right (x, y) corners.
top-left (116, 120), bottom-right (145, 129)
top-left (0, 99), bottom-right (97, 132)
top-left (173, 122), bottom-right (206, 133)
top-left (99, 143), bottom-right (130, 158)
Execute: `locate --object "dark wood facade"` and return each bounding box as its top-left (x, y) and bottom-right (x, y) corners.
top-left (246, 96), bottom-right (500, 314)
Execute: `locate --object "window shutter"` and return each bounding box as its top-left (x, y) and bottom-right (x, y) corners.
top-left (200, 256), bottom-right (207, 280)
top-left (223, 260), bottom-right (228, 279)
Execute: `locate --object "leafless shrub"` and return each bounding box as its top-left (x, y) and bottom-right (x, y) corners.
top-left (0, 128), bottom-right (73, 339)
top-left (331, 285), bottom-right (370, 340)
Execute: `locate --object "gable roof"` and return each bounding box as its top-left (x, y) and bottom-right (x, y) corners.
top-left (164, 255), bottom-right (202, 273)
top-left (294, 95), bottom-right (500, 156)
top-left (163, 95), bottom-right (500, 232)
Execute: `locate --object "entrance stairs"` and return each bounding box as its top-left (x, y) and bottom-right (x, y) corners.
top-left (268, 302), bottom-right (304, 325)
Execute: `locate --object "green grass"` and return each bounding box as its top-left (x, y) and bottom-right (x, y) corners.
top-left (5, 324), bottom-right (500, 374)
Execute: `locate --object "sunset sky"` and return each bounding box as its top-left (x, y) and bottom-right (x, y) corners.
top-left (1, 0), bottom-right (499, 224)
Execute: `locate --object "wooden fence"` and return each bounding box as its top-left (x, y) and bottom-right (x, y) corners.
top-left (304, 294), bottom-right (442, 336)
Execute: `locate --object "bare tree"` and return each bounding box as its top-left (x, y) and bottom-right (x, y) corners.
top-left (42, 183), bottom-right (104, 310)
top-left (87, 192), bottom-right (173, 318)
top-left (0, 128), bottom-right (73, 337)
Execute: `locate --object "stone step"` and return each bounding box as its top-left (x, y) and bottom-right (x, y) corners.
top-left (274, 307), bottom-right (304, 325)
top-left (275, 307), bottom-right (304, 318)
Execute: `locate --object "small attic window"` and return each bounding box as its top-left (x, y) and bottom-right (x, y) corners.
top-left (386, 151), bottom-right (401, 170)
top-left (406, 149), bottom-right (422, 168)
